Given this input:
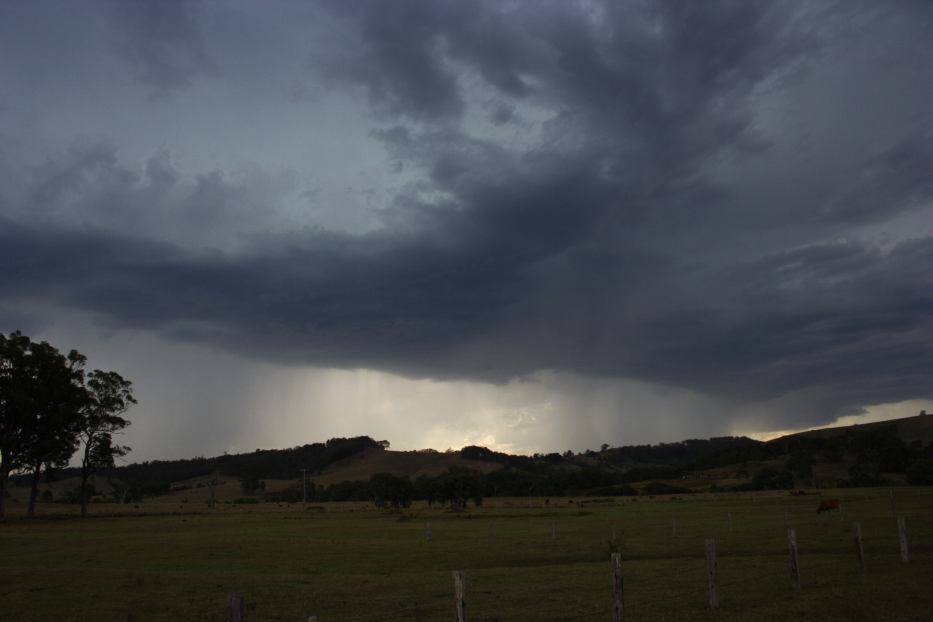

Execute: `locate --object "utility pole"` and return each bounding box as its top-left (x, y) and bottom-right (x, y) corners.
top-left (302, 469), bottom-right (307, 503)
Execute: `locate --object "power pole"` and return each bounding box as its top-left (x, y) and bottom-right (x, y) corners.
top-left (302, 469), bottom-right (307, 503)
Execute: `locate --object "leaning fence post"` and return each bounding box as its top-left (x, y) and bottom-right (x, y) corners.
top-left (897, 516), bottom-right (909, 563)
top-left (853, 522), bottom-right (865, 574)
top-left (226, 593), bottom-right (245, 622)
top-left (705, 539), bottom-right (718, 609)
top-left (787, 528), bottom-right (801, 589)
top-left (453, 570), bottom-right (467, 622)
top-left (611, 553), bottom-right (624, 622)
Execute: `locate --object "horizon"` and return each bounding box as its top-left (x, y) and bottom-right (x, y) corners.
top-left (77, 409), bottom-right (927, 470)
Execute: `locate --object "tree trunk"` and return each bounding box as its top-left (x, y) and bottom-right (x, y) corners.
top-left (27, 462), bottom-right (42, 518)
top-left (78, 435), bottom-right (95, 517)
top-left (0, 466), bottom-right (9, 520)
top-left (80, 459), bottom-right (89, 518)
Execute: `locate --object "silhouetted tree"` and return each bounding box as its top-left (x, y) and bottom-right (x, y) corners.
top-left (239, 474), bottom-right (265, 494)
top-left (751, 467), bottom-right (794, 490)
top-left (0, 331), bottom-right (32, 519)
top-left (414, 474), bottom-right (441, 506)
top-left (438, 467), bottom-right (484, 510)
top-left (907, 459), bottom-right (933, 485)
top-left (0, 332), bottom-right (86, 518)
top-left (369, 472), bottom-right (414, 509)
top-left (76, 370), bottom-right (135, 517)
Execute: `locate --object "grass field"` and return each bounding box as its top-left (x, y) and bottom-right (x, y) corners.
top-left (2, 488), bottom-right (933, 621)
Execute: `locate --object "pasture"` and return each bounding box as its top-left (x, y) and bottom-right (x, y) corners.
top-left (2, 488), bottom-right (933, 621)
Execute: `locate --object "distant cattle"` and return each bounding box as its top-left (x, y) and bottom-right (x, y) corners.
top-left (817, 499), bottom-right (841, 514)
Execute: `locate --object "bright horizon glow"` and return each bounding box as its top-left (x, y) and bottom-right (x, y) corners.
top-left (736, 399), bottom-right (933, 442)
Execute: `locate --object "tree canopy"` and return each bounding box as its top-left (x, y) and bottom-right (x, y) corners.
top-left (0, 331), bottom-right (136, 518)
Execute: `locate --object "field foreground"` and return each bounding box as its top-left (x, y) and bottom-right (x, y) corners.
top-left (2, 488), bottom-right (933, 621)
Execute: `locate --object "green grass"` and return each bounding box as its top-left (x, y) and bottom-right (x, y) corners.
top-left (2, 488), bottom-right (933, 621)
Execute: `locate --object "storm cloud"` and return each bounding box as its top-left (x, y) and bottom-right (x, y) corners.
top-left (2, 0), bottom-right (933, 453)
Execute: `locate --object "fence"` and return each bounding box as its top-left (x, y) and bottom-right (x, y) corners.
top-left (221, 509), bottom-right (914, 621)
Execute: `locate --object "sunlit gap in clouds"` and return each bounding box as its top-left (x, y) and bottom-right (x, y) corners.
top-left (27, 315), bottom-right (931, 462)
top-left (251, 366), bottom-right (565, 456)
top-left (250, 365), bottom-right (740, 456)
top-left (733, 398), bottom-right (933, 442)
top-left (19, 314), bottom-right (744, 461)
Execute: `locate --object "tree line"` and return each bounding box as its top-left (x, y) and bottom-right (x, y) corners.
top-left (0, 331), bottom-right (135, 518)
top-left (9, 362), bottom-right (930, 512)
top-left (262, 425), bottom-right (933, 507)
top-left (68, 436), bottom-right (387, 499)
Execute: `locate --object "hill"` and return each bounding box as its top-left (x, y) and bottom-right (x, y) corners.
top-left (773, 412), bottom-right (933, 446)
top-left (311, 446), bottom-right (503, 486)
top-left (9, 414), bottom-right (933, 510)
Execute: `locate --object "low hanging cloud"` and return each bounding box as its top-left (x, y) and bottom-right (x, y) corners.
top-left (2, 0), bottom-right (933, 437)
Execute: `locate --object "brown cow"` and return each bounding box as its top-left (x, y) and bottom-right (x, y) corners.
top-left (816, 499), bottom-right (840, 514)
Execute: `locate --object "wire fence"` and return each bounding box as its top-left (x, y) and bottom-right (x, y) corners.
top-left (219, 498), bottom-right (926, 621)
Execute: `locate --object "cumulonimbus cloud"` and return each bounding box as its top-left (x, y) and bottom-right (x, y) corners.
top-left (1, 0), bottom-right (932, 430)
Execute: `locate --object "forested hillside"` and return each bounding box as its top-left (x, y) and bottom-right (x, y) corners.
top-left (14, 415), bottom-right (933, 510)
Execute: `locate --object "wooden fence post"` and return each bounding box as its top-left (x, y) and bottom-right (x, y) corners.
top-left (207, 479), bottom-right (216, 509)
top-left (897, 516), bottom-right (909, 563)
top-left (705, 539), bottom-right (718, 609)
top-left (453, 570), bottom-right (467, 622)
top-left (853, 522), bottom-right (865, 574)
top-left (787, 528), bottom-right (801, 589)
top-left (226, 593), bottom-right (245, 622)
top-left (611, 553), bottom-right (624, 622)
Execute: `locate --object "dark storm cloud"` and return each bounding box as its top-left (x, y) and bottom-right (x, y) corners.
top-left (819, 133), bottom-right (933, 225)
top-left (0, 218), bottom-right (521, 371)
top-left (109, 0), bottom-right (213, 96)
top-left (3, 0), bottom-right (933, 427)
top-left (5, 141), bottom-right (288, 249)
top-left (314, 1), bottom-right (470, 121)
top-left (646, 239), bottom-right (933, 398)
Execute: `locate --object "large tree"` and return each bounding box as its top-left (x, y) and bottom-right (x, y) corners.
top-left (23, 343), bottom-right (86, 518)
top-left (0, 332), bottom-right (86, 518)
top-left (368, 472), bottom-right (414, 509)
top-left (0, 331), bottom-right (31, 519)
top-left (76, 370), bottom-right (135, 517)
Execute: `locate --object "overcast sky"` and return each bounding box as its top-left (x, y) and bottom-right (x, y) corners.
top-left (2, 1), bottom-right (932, 461)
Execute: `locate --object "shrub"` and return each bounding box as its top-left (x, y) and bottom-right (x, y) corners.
top-left (642, 481), bottom-right (692, 495)
top-left (751, 468), bottom-right (794, 490)
top-left (906, 459), bottom-right (933, 485)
